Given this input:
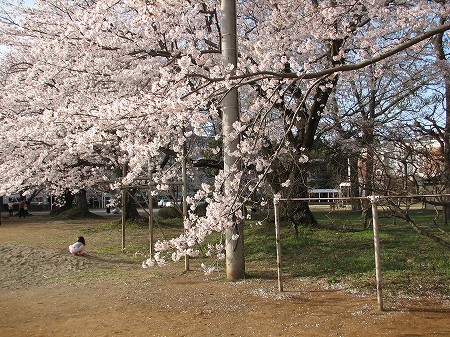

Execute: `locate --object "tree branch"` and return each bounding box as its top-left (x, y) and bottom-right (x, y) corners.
top-left (187, 23), bottom-right (450, 83)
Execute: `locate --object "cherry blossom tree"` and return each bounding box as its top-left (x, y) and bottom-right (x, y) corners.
top-left (1, 0), bottom-right (449, 277)
top-left (326, 54), bottom-right (432, 224)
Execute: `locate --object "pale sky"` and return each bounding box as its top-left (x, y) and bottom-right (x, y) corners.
top-left (0, 0), bottom-right (36, 56)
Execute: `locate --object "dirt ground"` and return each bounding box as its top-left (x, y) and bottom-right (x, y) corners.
top-left (0, 213), bottom-right (449, 337)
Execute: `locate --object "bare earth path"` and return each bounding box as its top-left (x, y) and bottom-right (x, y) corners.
top-left (0, 214), bottom-right (449, 336)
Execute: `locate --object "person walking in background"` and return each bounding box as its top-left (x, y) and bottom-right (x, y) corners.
top-left (8, 200), bottom-right (14, 217)
top-left (18, 197), bottom-right (26, 218)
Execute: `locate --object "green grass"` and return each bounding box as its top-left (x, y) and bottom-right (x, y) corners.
top-left (55, 206), bottom-right (448, 299)
top-left (244, 207), bottom-right (450, 298)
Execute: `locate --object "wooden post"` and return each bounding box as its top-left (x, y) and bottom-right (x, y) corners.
top-left (274, 198), bottom-right (283, 291)
top-left (0, 195), bottom-right (3, 226)
top-left (369, 195), bottom-right (384, 311)
top-left (121, 163), bottom-right (127, 253)
top-left (148, 162), bottom-right (154, 257)
top-left (182, 143), bottom-right (189, 271)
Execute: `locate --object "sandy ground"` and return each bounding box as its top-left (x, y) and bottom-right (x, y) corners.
top-left (0, 213), bottom-right (449, 337)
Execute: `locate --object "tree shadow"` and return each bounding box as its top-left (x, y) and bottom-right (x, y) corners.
top-left (244, 270), bottom-right (279, 280)
top-left (77, 253), bottom-right (138, 266)
top-left (384, 306), bottom-right (450, 314)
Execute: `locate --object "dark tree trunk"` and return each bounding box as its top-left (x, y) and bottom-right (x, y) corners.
top-left (50, 189), bottom-right (97, 218)
top-left (65, 190), bottom-right (76, 208)
top-left (50, 189), bottom-right (75, 215)
top-left (348, 155), bottom-right (361, 211)
top-left (125, 189), bottom-right (141, 221)
top-left (75, 189), bottom-right (90, 216)
top-left (267, 162), bottom-right (318, 237)
top-left (360, 151), bottom-right (374, 229)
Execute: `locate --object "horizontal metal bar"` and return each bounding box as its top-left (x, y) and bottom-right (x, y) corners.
top-left (278, 194), bottom-right (450, 202)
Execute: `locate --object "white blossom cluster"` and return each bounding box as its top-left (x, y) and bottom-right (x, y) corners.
top-left (0, 0), bottom-right (448, 268)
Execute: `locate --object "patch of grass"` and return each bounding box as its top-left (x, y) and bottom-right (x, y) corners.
top-left (156, 217), bottom-right (184, 229)
top-left (244, 207), bottom-right (450, 298)
top-left (41, 206), bottom-right (448, 299)
top-left (81, 221), bottom-right (122, 234)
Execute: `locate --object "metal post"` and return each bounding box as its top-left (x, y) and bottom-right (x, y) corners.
top-left (274, 198), bottom-right (283, 291)
top-left (369, 195), bottom-right (384, 311)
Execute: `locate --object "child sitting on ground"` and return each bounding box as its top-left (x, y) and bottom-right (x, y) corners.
top-left (69, 236), bottom-right (86, 255)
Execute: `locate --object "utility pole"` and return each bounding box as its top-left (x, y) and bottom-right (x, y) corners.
top-left (221, 0), bottom-right (245, 280)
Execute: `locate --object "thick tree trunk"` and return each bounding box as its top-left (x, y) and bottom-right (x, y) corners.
top-left (360, 84), bottom-right (376, 229)
top-left (348, 155), bottom-right (361, 211)
top-left (360, 153), bottom-right (374, 229)
top-left (125, 189), bottom-right (141, 221)
top-left (267, 162), bottom-right (318, 236)
top-left (75, 189), bottom-right (89, 211)
top-left (50, 189), bottom-right (75, 215)
top-left (50, 189), bottom-right (98, 219)
top-left (288, 201), bottom-right (318, 238)
top-left (65, 190), bottom-right (75, 208)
